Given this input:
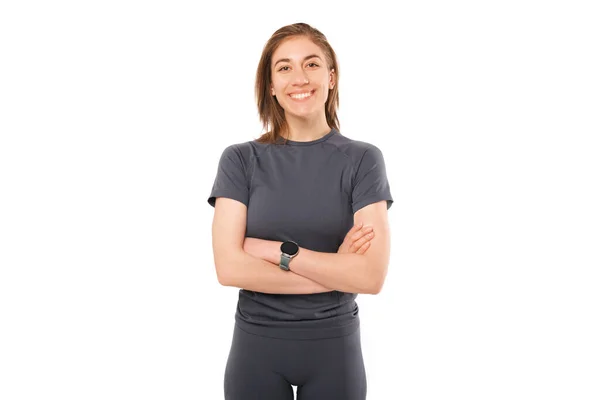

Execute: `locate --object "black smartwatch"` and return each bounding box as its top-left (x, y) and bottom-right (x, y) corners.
top-left (279, 241), bottom-right (299, 271)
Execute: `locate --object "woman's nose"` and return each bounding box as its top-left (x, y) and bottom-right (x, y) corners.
top-left (292, 70), bottom-right (309, 85)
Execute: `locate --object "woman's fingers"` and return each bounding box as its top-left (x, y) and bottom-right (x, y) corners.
top-left (350, 225), bottom-right (372, 242)
top-left (349, 230), bottom-right (374, 252)
top-left (339, 224), bottom-right (374, 254)
top-left (352, 226), bottom-right (373, 243)
top-left (356, 240), bottom-right (371, 255)
top-left (345, 222), bottom-right (363, 239)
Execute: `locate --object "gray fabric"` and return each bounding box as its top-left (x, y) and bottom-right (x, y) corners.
top-left (224, 325), bottom-right (366, 399)
top-left (208, 128), bottom-right (393, 339)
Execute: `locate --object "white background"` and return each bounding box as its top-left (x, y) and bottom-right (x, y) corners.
top-left (1, 0), bottom-right (599, 399)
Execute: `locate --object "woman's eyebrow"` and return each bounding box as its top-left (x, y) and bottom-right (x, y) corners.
top-left (274, 54), bottom-right (322, 67)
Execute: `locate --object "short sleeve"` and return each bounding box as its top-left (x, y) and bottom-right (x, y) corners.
top-left (351, 145), bottom-right (394, 213)
top-left (207, 144), bottom-right (249, 208)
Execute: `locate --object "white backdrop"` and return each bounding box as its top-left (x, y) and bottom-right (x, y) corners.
top-left (1, 0), bottom-right (599, 399)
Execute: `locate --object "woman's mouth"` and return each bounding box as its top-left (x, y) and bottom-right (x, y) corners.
top-left (288, 89), bottom-right (315, 101)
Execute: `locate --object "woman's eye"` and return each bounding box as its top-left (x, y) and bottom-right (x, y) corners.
top-left (278, 63), bottom-right (319, 72)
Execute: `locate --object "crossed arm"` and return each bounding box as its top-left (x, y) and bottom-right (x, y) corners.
top-left (212, 197), bottom-right (390, 295)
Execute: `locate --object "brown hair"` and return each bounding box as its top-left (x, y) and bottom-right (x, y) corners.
top-left (254, 23), bottom-right (340, 144)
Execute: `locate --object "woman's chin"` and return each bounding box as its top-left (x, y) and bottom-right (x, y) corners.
top-left (284, 109), bottom-right (318, 120)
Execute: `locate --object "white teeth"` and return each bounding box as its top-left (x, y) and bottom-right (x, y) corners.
top-left (290, 91), bottom-right (313, 99)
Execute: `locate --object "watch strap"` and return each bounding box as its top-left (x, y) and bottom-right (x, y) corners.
top-left (279, 254), bottom-right (292, 271)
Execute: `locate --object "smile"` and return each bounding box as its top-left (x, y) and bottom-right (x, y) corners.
top-left (289, 90), bottom-right (315, 100)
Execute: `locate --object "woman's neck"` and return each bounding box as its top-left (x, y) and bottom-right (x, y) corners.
top-left (283, 114), bottom-right (331, 142)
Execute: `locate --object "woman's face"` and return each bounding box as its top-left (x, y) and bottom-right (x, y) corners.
top-left (270, 36), bottom-right (334, 121)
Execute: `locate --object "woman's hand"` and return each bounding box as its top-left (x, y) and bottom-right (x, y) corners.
top-left (338, 223), bottom-right (374, 255)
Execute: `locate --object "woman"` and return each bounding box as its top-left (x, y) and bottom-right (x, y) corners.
top-left (208, 22), bottom-right (393, 400)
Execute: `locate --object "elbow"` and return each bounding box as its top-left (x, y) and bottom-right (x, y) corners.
top-left (366, 280), bottom-right (384, 295)
top-left (366, 265), bottom-right (388, 295)
top-left (369, 283), bottom-right (383, 295)
top-left (214, 252), bottom-right (241, 287)
top-left (216, 267), bottom-right (231, 286)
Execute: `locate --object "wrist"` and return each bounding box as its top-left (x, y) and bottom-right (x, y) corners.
top-left (273, 241), bottom-right (284, 265)
top-left (279, 241), bottom-right (300, 271)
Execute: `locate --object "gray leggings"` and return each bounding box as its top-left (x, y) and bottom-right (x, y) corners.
top-left (224, 325), bottom-right (367, 400)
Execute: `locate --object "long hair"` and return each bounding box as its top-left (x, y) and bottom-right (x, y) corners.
top-left (254, 23), bottom-right (340, 144)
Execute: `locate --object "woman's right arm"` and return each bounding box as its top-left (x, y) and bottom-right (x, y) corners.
top-left (211, 197), bottom-right (333, 294)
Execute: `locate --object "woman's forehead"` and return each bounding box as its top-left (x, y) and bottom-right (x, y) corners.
top-left (272, 37), bottom-right (323, 63)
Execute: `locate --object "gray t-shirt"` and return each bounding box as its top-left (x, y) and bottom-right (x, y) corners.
top-left (208, 128), bottom-right (393, 339)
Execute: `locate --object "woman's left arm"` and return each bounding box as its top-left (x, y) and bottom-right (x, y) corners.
top-left (244, 200), bottom-right (390, 294)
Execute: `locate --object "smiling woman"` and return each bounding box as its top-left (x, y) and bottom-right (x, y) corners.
top-left (269, 41), bottom-right (333, 126)
top-left (207, 22), bottom-right (394, 400)
top-left (254, 25), bottom-right (341, 144)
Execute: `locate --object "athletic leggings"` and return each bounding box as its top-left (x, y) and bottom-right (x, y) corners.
top-left (224, 324), bottom-right (367, 400)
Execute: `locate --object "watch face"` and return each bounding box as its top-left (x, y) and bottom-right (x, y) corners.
top-left (281, 241), bottom-right (299, 256)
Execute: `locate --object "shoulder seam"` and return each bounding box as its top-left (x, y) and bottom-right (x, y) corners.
top-left (323, 140), bottom-right (351, 161)
top-left (228, 142), bottom-right (255, 193)
top-left (352, 147), bottom-right (371, 187)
